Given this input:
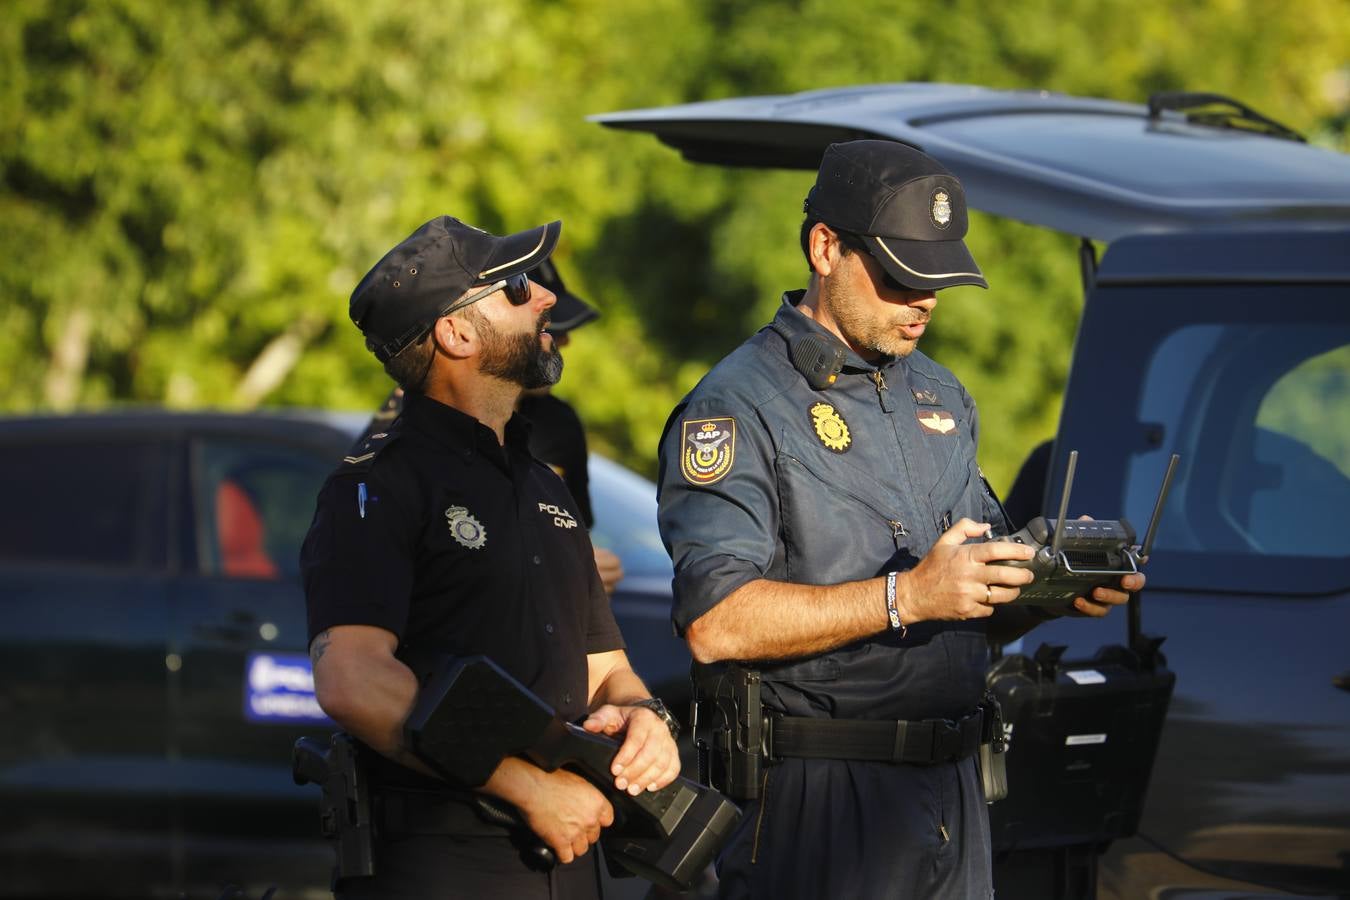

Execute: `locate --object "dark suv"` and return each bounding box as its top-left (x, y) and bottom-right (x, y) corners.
top-left (595, 85), bottom-right (1350, 898)
top-left (0, 411), bottom-right (684, 899)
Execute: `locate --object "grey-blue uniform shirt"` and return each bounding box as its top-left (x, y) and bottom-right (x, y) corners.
top-left (657, 291), bottom-right (1010, 722)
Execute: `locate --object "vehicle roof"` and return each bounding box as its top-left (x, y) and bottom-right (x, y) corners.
top-left (593, 83), bottom-right (1350, 241)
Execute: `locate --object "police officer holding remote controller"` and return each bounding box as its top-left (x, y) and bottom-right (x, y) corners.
top-left (656, 140), bottom-right (1146, 899)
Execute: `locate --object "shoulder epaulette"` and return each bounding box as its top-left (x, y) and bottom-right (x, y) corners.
top-left (340, 424), bottom-right (402, 472)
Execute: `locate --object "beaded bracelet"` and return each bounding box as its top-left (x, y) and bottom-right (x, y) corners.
top-left (885, 571), bottom-right (906, 637)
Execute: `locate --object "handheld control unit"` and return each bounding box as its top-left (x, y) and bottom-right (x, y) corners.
top-left (997, 451), bottom-right (1180, 606)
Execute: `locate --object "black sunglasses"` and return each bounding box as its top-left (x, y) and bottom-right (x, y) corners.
top-left (443, 271), bottom-right (534, 316)
top-left (375, 272), bottom-right (533, 362)
top-left (834, 229), bottom-right (909, 292)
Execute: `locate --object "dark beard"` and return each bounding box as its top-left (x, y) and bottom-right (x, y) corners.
top-left (478, 316), bottom-right (564, 389)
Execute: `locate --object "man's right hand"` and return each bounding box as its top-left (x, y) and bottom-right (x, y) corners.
top-left (896, 518), bottom-right (1036, 623)
top-left (512, 766), bottom-right (615, 863)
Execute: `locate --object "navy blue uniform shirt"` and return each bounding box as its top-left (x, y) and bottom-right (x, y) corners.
top-left (302, 391), bottom-right (622, 739)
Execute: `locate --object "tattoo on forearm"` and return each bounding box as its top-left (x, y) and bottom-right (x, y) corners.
top-left (310, 629), bottom-right (332, 665)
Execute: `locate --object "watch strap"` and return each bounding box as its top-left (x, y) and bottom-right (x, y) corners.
top-left (631, 697), bottom-right (680, 739)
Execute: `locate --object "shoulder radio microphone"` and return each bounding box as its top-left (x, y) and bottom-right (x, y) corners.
top-left (789, 331), bottom-right (847, 390)
top-left (996, 450), bottom-right (1180, 606)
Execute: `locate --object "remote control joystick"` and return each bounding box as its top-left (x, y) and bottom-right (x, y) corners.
top-left (992, 451), bottom-right (1180, 607)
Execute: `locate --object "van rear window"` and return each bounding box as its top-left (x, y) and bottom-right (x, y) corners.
top-left (0, 438), bottom-right (169, 568)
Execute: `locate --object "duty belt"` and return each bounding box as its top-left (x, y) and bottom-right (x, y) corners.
top-left (375, 787), bottom-right (516, 837)
top-left (767, 709), bottom-right (983, 765)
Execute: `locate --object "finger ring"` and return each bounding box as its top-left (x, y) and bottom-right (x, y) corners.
top-left (985, 585), bottom-right (992, 603)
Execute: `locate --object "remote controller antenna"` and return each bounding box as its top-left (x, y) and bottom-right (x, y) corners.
top-left (1139, 454), bottom-right (1181, 561)
top-left (1049, 450), bottom-right (1078, 559)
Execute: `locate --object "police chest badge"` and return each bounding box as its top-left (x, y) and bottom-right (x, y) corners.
top-left (681, 418), bottom-right (736, 486)
top-left (916, 410), bottom-right (957, 435)
top-left (810, 402), bottom-right (851, 452)
top-left (931, 190), bottom-right (952, 229)
top-left (445, 505), bottom-right (487, 549)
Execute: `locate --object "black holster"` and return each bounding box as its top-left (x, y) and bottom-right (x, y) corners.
top-left (692, 664), bottom-right (767, 802)
top-left (292, 733), bottom-right (376, 883)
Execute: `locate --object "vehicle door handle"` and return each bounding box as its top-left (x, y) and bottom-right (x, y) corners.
top-left (1335, 671), bottom-right (1350, 693)
top-left (193, 610), bottom-right (258, 646)
top-left (192, 622), bottom-right (254, 644)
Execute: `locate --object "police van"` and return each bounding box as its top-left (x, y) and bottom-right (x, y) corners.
top-left (594, 85), bottom-right (1350, 899)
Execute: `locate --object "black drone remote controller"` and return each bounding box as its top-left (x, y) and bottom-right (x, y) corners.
top-left (989, 451), bottom-right (1179, 607)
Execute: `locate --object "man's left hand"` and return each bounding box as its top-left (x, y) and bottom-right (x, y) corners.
top-left (581, 704), bottom-right (681, 796)
top-left (1070, 571), bottom-right (1146, 617)
top-left (1065, 515), bottom-right (1146, 617)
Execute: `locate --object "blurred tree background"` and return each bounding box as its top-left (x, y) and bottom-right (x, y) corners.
top-left (3, 0), bottom-right (1349, 491)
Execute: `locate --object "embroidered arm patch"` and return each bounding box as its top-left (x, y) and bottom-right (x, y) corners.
top-left (681, 417), bottom-right (737, 485)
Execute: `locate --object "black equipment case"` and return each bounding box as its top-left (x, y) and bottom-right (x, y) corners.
top-left (986, 634), bottom-right (1174, 899)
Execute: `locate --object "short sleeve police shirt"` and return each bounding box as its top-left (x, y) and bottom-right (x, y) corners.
top-left (301, 391), bottom-right (622, 723)
top-left (657, 293), bottom-right (1003, 722)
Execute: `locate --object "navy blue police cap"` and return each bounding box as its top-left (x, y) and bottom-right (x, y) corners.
top-left (804, 140), bottom-right (987, 291)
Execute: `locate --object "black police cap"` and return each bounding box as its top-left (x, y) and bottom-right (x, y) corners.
top-left (350, 215), bottom-right (561, 361)
top-left (533, 258), bottom-right (599, 335)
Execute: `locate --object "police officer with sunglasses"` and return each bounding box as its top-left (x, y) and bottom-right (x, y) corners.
top-left (301, 215), bottom-right (681, 900)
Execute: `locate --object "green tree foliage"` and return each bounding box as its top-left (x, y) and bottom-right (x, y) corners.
top-left (4, 0), bottom-right (1349, 492)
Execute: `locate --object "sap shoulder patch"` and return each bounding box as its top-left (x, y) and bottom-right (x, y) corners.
top-left (681, 417), bottom-right (736, 486)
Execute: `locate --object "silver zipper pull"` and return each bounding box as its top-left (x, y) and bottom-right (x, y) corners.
top-left (890, 519), bottom-right (908, 542)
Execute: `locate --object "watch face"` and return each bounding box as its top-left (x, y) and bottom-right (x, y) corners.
top-left (637, 698), bottom-right (679, 739)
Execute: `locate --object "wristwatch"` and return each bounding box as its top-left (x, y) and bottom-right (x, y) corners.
top-left (631, 697), bottom-right (680, 740)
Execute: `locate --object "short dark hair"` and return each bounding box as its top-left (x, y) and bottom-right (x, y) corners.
top-left (382, 332), bottom-right (435, 391)
top-left (800, 216), bottom-right (866, 272)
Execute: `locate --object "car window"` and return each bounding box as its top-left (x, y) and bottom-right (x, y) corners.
top-left (194, 438), bottom-right (332, 580)
top-left (1126, 324), bottom-right (1350, 560)
top-left (0, 437), bottom-right (169, 569)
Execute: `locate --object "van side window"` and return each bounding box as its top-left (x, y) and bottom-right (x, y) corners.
top-left (194, 439), bottom-right (331, 580)
top-left (1248, 344), bottom-right (1350, 555)
top-left (0, 438), bottom-right (169, 568)
top-left (1128, 327), bottom-right (1350, 559)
